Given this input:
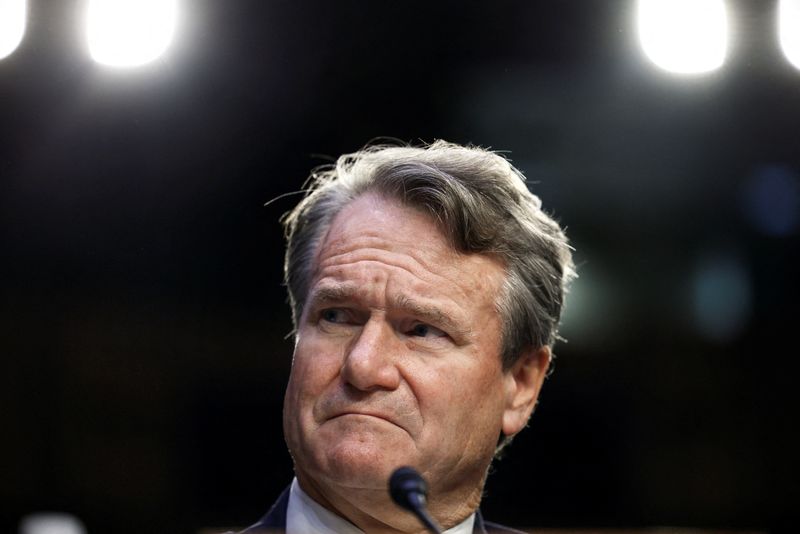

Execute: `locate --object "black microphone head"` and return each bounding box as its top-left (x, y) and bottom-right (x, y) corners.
top-left (389, 466), bottom-right (428, 511)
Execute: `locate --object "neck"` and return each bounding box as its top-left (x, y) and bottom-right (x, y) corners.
top-left (295, 470), bottom-right (484, 533)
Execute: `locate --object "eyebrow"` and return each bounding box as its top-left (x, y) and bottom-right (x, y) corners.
top-left (307, 284), bottom-right (360, 306)
top-left (392, 295), bottom-right (469, 339)
top-left (307, 284), bottom-right (471, 339)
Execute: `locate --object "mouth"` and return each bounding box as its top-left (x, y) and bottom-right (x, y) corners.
top-left (329, 411), bottom-right (408, 433)
top-left (333, 411), bottom-right (393, 423)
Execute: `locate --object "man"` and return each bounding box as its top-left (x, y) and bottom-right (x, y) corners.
top-left (238, 140), bottom-right (574, 533)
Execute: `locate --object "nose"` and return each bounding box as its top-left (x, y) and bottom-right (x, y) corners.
top-left (341, 318), bottom-right (401, 392)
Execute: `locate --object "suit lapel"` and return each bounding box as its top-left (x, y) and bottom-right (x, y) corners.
top-left (240, 487), bottom-right (498, 534)
top-left (238, 485), bottom-right (290, 532)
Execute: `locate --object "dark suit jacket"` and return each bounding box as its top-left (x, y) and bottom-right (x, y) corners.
top-left (235, 486), bottom-right (527, 533)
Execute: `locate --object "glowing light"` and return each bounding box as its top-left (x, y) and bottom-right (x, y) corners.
top-left (87, 0), bottom-right (177, 67)
top-left (779, 0), bottom-right (800, 69)
top-left (558, 258), bottom-right (624, 347)
top-left (19, 513), bottom-right (87, 534)
top-left (637, 0), bottom-right (728, 74)
top-left (0, 0), bottom-right (26, 60)
top-left (691, 253), bottom-right (751, 343)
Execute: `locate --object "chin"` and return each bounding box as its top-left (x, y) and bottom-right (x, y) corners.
top-left (313, 436), bottom-right (411, 490)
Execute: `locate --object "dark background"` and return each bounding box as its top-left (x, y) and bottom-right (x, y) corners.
top-left (1, 1), bottom-right (797, 532)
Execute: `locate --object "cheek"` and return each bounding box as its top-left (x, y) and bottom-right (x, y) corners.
top-left (419, 361), bottom-right (505, 434)
top-left (287, 334), bottom-right (344, 403)
top-left (284, 336), bottom-right (343, 446)
top-left (411, 360), bottom-right (496, 419)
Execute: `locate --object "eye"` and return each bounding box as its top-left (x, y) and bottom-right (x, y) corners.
top-left (408, 323), bottom-right (447, 339)
top-left (320, 308), bottom-right (347, 323)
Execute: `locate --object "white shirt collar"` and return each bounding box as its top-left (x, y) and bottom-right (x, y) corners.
top-left (286, 477), bottom-right (476, 534)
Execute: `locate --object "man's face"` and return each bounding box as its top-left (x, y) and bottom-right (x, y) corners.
top-left (283, 193), bottom-right (527, 501)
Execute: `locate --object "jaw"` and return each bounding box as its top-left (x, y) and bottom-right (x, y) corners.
top-left (296, 414), bottom-right (419, 491)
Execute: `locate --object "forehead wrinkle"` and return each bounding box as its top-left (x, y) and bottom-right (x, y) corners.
top-left (317, 213), bottom-right (449, 259)
top-left (312, 245), bottom-right (503, 321)
top-left (315, 243), bottom-right (468, 299)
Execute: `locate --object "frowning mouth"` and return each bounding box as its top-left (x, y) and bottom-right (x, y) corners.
top-left (332, 411), bottom-right (394, 423)
top-left (328, 411), bottom-right (408, 433)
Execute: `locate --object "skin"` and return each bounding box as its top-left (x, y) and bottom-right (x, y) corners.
top-left (283, 193), bottom-right (550, 533)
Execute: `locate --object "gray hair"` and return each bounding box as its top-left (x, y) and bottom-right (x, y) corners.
top-left (282, 140), bottom-right (575, 369)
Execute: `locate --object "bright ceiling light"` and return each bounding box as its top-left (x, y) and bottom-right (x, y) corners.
top-left (87, 0), bottom-right (177, 67)
top-left (0, 0), bottom-right (26, 60)
top-left (637, 0), bottom-right (728, 74)
top-left (779, 0), bottom-right (800, 70)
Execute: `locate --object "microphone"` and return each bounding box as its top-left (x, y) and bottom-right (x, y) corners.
top-left (389, 466), bottom-right (442, 534)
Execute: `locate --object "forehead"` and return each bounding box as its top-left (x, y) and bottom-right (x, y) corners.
top-left (309, 193), bottom-right (507, 318)
top-left (317, 193), bottom-right (453, 262)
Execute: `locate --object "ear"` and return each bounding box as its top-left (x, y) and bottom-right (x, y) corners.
top-left (502, 346), bottom-right (551, 437)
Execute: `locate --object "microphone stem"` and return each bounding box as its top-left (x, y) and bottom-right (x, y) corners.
top-left (415, 508), bottom-right (442, 534)
top-left (409, 493), bottom-right (442, 534)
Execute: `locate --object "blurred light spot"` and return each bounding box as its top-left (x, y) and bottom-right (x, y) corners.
top-left (741, 165), bottom-right (800, 237)
top-left (87, 0), bottom-right (177, 67)
top-left (559, 262), bottom-right (624, 347)
top-left (637, 0), bottom-right (728, 74)
top-left (779, 0), bottom-right (800, 70)
top-left (0, 0), bottom-right (26, 60)
top-left (19, 513), bottom-right (86, 534)
top-left (691, 253), bottom-right (751, 342)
